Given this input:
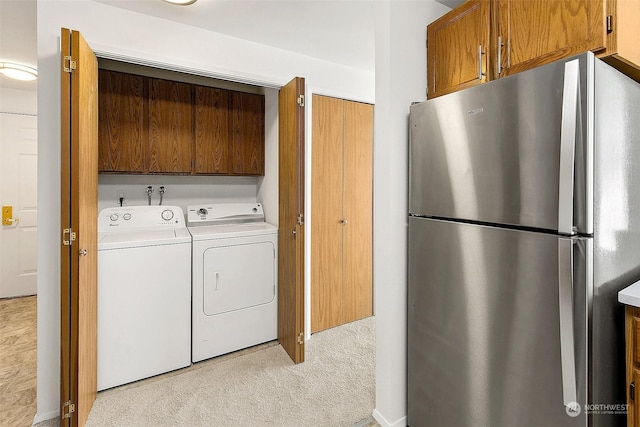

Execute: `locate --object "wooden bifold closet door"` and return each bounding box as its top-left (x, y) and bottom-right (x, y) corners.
top-left (311, 95), bottom-right (373, 333)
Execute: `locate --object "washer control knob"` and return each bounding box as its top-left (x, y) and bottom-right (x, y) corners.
top-left (109, 214), bottom-right (119, 222)
top-left (123, 213), bottom-right (132, 220)
top-left (198, 208), bottom-right (208, 217)
top-left (161, 209), bottom-right (174, 221)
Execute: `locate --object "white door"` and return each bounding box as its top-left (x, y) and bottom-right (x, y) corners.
top-left (0, 112), bottom-right (37, 298)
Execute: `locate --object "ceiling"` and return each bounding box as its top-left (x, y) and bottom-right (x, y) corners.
top-left (93, 0), bottom-right (377, 71)
top-left (0, 0), bottom-right (460, 91)
top-left (0, 0), bottom-right (37, 91)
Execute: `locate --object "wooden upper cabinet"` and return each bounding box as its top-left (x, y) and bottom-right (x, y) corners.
top-left (148, 78), bottom-right (194, 174)
top-left (497, 0), bottom-right (605, 77)
top-left (98, 71), bottom-right (265, 175)
top-left (195, 86), bottom-right (229, 174)
top-left (600, 0), bottom-right (640, 83)
top-left (427, 0), bottom-right (640, 98)
top-left (98, 70), bottom-right (147, 173)
top-left (230, 91), bottom-right (265, 176)
top-left (427, 0), bottom-right (491, 98)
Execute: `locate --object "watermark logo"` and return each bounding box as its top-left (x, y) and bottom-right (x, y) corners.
top-left (566, 402), bottom-right (581, 417)
top-left (565, 402), bottom-right (628, 417)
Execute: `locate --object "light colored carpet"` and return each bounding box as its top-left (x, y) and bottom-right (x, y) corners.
top-left (84, 316), bottom-right (375, 427)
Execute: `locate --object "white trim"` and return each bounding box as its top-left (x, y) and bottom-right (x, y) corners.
top-left (32, 410), bottom-right (59, 425)
top-left (372, 409), bottom-right (407, 427)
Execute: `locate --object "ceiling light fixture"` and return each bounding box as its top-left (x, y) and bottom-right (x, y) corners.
top-left (0, 62), bottom-right (38, 81)
top-left (162, 0), bottom-right (197, 5)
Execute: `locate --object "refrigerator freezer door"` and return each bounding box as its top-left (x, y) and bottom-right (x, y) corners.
top-left (407, 216), bottom-right (588, 426)
top-left (409, 53), bottom-right (592, 234)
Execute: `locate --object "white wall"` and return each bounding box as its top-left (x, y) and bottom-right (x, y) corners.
top-left (36, 0), bottom-right (373, 422)
top-left (0, 87), bottom-right (37, 114)
top-left (372, 2), bottom-right (449, 426)
top-left (257, 87), bottom-right (280, 226)
top-left (97, 176), bottom-right (259, 211)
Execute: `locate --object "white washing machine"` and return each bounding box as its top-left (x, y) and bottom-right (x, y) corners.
top-left (188, 203), bottom-right (278, 362)
top-left (97, 205), bottom-right (191, 391)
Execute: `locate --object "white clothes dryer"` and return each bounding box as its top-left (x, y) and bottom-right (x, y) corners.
top-left (97, 205), bottom-right (191, 390)
top-left (187, 203), bottom-right (278, 362)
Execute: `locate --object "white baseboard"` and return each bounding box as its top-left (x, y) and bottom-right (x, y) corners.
top-left (32, 410), bottom-right (59, 426)
top-left (373, 409), bottom-right (407, 427)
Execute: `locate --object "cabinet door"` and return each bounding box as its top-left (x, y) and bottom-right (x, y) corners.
top-left (148, 78), bottom-right (193, 174)
top-left (194, 86), bottom-right (229, 174)
top-left (311, 95), bottom-right (344, 333)
top-left (98, 70), bottom-right (147, 173)
top-left (497, 0), bottom-right (605, 77)
top-left (230, 91), bottom-right (265, 175)
top-left (427, 0), bottom-right (490, 99)
top-left (342, 100), bottom-right (373, 324)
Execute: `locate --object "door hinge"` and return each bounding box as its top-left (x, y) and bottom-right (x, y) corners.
top-left (606, 15), bottom-right (613, 34)
top-left (297, 213), bottom-right (304, 225)
top-left (297, 332), bottom-right (304, 345)
top-left (297, 95), bottom-right (305, 107)
top-left (631, 382), bottom-right (635, 401)
top-left (62, 228), bottom-right (76, 246)
top-left (62, 400), bottom-right (75, 419)
top-left (63, 55), bottom-right (76, 73)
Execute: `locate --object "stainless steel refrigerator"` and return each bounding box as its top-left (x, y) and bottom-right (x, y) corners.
top-left (408, 52), bottom-right (640, 427)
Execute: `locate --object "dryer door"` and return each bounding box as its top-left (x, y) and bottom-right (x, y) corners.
top-left (202, 242), bottom-right (276, 315)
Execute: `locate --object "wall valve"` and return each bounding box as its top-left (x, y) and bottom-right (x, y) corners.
top-left (146, 186), bottom-right (154, 205)
top-left (158, 186), bottom-right (165, 205)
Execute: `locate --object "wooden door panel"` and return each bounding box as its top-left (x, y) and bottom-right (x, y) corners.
top-left (97, 70), bottom-right (147, 173)
top-left (61, 27), bottom-right (98, 427)
top-left (342, 101), bottom-right (373, 324)
top-left (311, 95), bottom-right (344, 333)
top-left (427, 0), bottom-right (490, 98)
top-left (231, 91), bottom-right (265, 175)
top-left (149, 79), bottom-right (193, 174)
top-left (195, 86), bottom-right (229, 174)
top-left (498, 0), bottom-right (605, 76)
top-left (278, 77), bottom-right (305, 364)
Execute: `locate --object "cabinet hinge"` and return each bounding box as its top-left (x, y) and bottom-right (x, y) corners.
top-left (62, 228), bottom-right (76, 246)
top-left (297, 95), bottom-right (305, 107)
top-left (297, 332), bottom-right (304, 345)
top-left (297, 213), bottom-right (304, 225)
top-left (63, 55), bottom-right (76, 73)
top-left (631, 382), bottom-right (636, 401)
top-left (62, 400), bottom-right (76, 419)
top-left (606, 15), bottom-right (613, 34)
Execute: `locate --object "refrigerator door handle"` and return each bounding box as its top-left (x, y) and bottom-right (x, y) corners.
top-left (558, 238), bottom-right (577, 408)
top-left (558, 59), bottom-right (581, 235)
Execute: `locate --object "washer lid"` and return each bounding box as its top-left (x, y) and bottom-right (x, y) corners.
top-left (189, 222), bottom-right (277, 241)
top-left (98, 228), bottom-right (191, 250)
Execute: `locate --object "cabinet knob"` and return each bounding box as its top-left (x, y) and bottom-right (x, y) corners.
top-left (340, 219), bottom-right (348, 225)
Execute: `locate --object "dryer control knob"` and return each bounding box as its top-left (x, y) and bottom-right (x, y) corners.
top-left (198, 208), bottom-right (208, 217)
top-left (109, 214), bottom-right (119, 222)
top-left (161, 209), bottom-right (174, 221)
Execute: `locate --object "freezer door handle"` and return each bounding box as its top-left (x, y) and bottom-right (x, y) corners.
top-left (558, 59), bottom-right (581, 235)
top-left (558, 238), bottom-right (577, 408)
